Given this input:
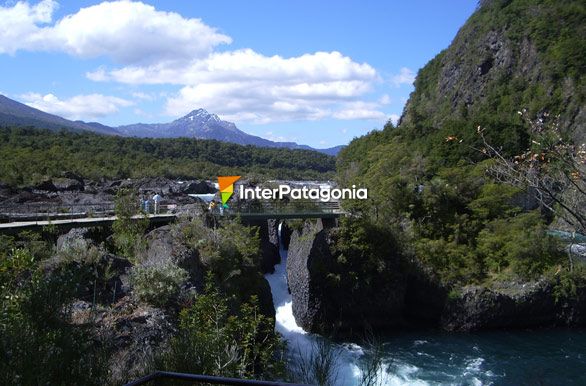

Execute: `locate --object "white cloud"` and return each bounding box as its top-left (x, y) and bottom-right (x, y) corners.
top-left (0, 0), bottom-right (57, 55)
top-left (332, 101), bottom-right (387, 121)
top-left (2, 1), bottom-right (387, 124)
top-left (131, 91), bottom-right (156, 101)
top-left (263, 131), bottom-right (296, 143)
top-left (21, 92), bottom-right (133, 120)
top-left (389, 114), bottom-right (401, 125)
top-left (378, 94), bottom-right (391, 105)
top-left (0, 0), bottom-right (231, 64)
top-left (147, 50), bottom-right (381, 123)
top-left (391, 67), bottom-right (415, 87)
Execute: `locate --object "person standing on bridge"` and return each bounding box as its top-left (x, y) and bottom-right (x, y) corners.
top-left (152, 192), bottom-right (162, 214)
top-left (141, 194), bottom-right (150, 213)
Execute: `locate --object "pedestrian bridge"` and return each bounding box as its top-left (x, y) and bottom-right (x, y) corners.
top-left (0, 200), bottom-right (343, 232)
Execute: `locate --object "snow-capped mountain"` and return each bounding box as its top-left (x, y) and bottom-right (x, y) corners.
top-left (117, 109), bottom-right (343, 154)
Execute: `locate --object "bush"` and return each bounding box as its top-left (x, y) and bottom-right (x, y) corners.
top-left (0, 248), bottom-right (109, 385)
top-left (129, 263), bottom-right (188, 307)
top-left (477, 212), bottom-right (564, 279)
top-left (112, 189), bottom-right (148, 262)
top-left (157, 277), bottom-right (285, 380)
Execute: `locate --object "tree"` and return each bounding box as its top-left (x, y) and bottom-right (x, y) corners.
top-left (478, 110), bottom-right (585, 234)
top-left (478, 111), bottom-right (585, 270)
top-left (112, 188), bottom-right (148, 262)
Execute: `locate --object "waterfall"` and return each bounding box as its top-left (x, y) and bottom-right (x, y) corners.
top-left (264, 222), bottom-right (371, 385)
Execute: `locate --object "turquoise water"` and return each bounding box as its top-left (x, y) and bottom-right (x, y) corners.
top-left (358, 329), bottom-right (586, 385)
top-left (268, 225), bottom-right (586, 385)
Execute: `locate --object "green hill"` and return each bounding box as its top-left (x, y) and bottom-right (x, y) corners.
top-left (337, 0), bottom-right (585, 286)
top-left (0, 127), bottom-right (335, 186)
top-left (401, 0), bottom-right (585, 144)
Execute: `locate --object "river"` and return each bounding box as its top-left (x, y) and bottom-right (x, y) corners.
top-left (264, 224), bottom-right (586, 385)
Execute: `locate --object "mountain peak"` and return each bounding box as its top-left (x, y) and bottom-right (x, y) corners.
top-left (180, 108), bottom-right (221, 123)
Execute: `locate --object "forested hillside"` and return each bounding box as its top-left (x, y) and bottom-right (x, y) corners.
top-left (336, 0), bottom-right (585, 287)
top-left (400, 0), bottom-right (585, 144)
top-left (0, 127), bottom-right (335, 186)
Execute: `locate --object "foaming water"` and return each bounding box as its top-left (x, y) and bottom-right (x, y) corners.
top-left (264, 224), bottom-right (364, 385)
top-left (264, 224), bottom-right (586, 385)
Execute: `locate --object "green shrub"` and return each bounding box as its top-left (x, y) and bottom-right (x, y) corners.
top-left (0, 249), bottom-right (109, 385)
top-left (112, 189), bottom-right (148, 262)
top-left (129, 263), bottom-right (188, 307)
top-left (157, 277), bottom-right (285, 380)
top-left (477, 212), bottom-right (564, 279)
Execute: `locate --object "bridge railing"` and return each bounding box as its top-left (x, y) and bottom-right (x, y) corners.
top-left (228, 199), bottom-right (341, 215)
top-left (124, 370), bottom-right (310, 386)
top-left (0, 202), bottom-right (176, 223)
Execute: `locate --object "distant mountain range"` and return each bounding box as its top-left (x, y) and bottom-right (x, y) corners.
top-left (0, 95), bottom-right (121, 136)
top-left (0, 95), bottom-right (343, 155)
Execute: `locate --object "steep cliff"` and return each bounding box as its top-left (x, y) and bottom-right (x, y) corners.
top-left (401, 0), bottom-right (585, 143)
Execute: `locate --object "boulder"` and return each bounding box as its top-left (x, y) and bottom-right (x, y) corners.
top-left (52, 177), bottom-right (84, 191)
top-left (181, 180), bottom-right (215, 194)
top-left (441, 279), bottom-right (586, 331)
top-left (57, 227), bottom-right (93, 252)
top-left (143, 225), bottom-right (205, 291)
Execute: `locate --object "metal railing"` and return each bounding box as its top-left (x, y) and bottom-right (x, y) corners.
top-left (124, 371), bottom-right (311, 386)
top-left (228, 200), bottom-right (342, 215)
top-left (0, 202), bottom-right (176, 223)
top-left (0, 199), bottom-right (343, 224)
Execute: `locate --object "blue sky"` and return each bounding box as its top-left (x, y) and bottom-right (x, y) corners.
top-left (0, 0), bottom-right (477, 148)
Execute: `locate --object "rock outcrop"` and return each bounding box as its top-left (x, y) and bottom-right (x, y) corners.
top-left (286, 219), bottom-right (408, 337)
top-left (241, 219), bottom-right (281, 274)
top-left (441, 280), bottom-right (586, 331)
top-left (286, 220), bottom-right (335, 333)
top-left (143, 225), bottom-right (205, 291)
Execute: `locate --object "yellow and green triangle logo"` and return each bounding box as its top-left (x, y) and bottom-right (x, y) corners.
top-left (218, 176), bottom-right (240, 208)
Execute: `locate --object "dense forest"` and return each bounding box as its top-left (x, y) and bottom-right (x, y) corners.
top-left (336, 0), bottom-right (585, 288)
top-left (0, 127), bottom-right (335, 186)
top-left (0, 0), bottom-right (585, 384)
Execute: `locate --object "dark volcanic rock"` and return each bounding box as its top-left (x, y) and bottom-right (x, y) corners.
top-left (79, 297), bottom-right (175, 385)
top-left (181, 180), bottom-right (214, 194)
top-left (267, 219), bottom-right (280, 249)
top-left (441, 280), bottom-right (586, 331)
top-left (404, 262), bottom-right (448, 326)
top-left (280, 221), bottom-right (292, 250)
top-left (34, 179), bottom-right (57, 192)
top-left (286, 220), bottom-right (334, 333)
top-left (287, 220), bottom-right (407, 337)
top-left (143, 225), bottom-right (205, 290)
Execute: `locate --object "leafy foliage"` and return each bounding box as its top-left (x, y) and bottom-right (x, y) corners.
top-left (129, 262), bottom-right (188, 307)
top-left (157, 276), bottom-right (285, 380)
top-left (0, 126), bottom-right (335, 186)
top-left (112, 188), bottom-right (148, 262)
top-left (0, 243), bottom-right (109, 385)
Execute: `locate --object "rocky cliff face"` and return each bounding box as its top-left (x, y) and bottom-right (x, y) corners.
top-left (286, 222), bottom-right (586, 334)
top-left (401, 0), bottom-right (585, 143)
top-left (286, 220), bottom-right (336, 333)
top-left (442, 280), bottom-right (586, 331)
top-left (286, 220), bottom-right (407, 336)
